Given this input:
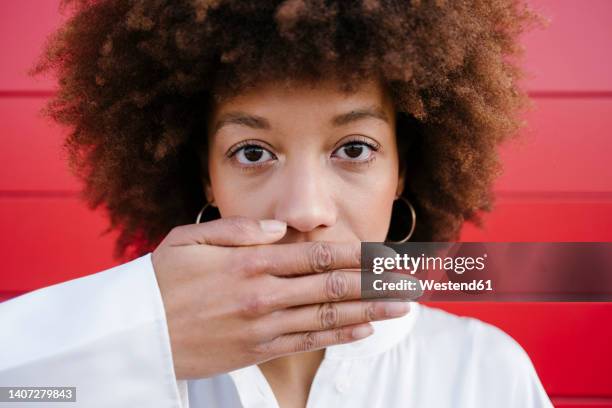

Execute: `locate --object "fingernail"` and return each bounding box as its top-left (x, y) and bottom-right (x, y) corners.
top-left (384, 302), bottom-right (410, 317)
top-left (352, 325), bottom-right (374, 339)
top-left (259, 219), bottom-right (286, 233)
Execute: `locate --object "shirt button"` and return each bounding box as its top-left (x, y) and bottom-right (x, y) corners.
top-left (335, 377), bottom-right (350, 393)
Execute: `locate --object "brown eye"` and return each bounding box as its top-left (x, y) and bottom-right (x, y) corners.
top-left (333, 141), bottom-right (375, 161)
top-left (243, 146), bottom-right (263, 161)
top-left (343, 143), bottom-right (364, 158)
top-left (233, 144), bottom-right (274, 165)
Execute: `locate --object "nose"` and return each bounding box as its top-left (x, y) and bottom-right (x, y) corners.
top-left (273, 156), bottom-right (337, 234)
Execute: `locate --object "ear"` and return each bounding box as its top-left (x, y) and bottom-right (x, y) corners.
top-left (396, 166), bottom-right (406, 198)
top-left (204, 181), bottom-right (217, 207)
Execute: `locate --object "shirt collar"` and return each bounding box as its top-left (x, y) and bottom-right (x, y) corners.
top-left (226, 301), bottom-right (420, 408)
top-left (323, 300), bottom-right (420, 359)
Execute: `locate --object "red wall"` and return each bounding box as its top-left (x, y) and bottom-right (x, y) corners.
top-left (1, 1), bottom-right (611, 406)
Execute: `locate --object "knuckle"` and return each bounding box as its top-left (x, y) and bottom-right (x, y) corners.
top-left (334, 327), bottom-right (348, 343)
top-left (295, 331), bottom-right (318, 352)
top-left (317, 303), bottom-right (339, 330)
top-left (364, 302), bottom-right (377, 322)
top-left (353, 244), bottom-right (362, 266)
top-left (309, 241), bottom-right (334, 273)
top-left (240, 293), bottom-right (273, 317)
top-left (325, 270), bottom-right (349, 301)
top-left (250, 339), bottom-right (272, 357)
top-left (169, 225), bottom-right (182, 237)
top-left (244, 321), bottom-right (267, 342)
top-left (240, 248), bottom-right (270, 277)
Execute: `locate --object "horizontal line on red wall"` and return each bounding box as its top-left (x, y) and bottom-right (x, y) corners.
top-left (494, 191), bottom-right (612, 201)
top-left (528, 90), bottom-right (612, 98)
top-left (0, 190), bottom-right (78, 198)
top-left (0, 90), bottom-right (56, 98)
top-left (551, 396), bottom-right (612, 405)
top-left (2, 190), bottom-right (611, 201)
top-left (2, 90), bottom-right (612, 99)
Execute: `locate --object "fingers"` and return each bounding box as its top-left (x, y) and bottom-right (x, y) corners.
top-left (269, 269), bottom-right (412, 310)
top-left (167, 216), bottom-right (287, 246)
top-left (237, 240), bottom-right (361, 277)
top-left (262, 300), bottom-right (411, 336)
top-left (255, 323), bottom-right (375, 357)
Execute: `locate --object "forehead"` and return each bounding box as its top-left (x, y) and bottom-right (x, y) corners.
top-left (209, 78), bottom-right (394, 118)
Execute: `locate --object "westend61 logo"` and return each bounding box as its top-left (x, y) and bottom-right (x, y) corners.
top-left (360, 242), bottom-right (612, 302)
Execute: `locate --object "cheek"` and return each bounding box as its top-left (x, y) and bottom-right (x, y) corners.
top-left (207, 154), bottom-right (269, 218)
top-left (207, 154), bottom-right (236, 216)
top-left (337, 161), bottom-right (398, 241)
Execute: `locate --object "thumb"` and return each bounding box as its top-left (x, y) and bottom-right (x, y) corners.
top-left (171, 216), bottom-right (287, 246)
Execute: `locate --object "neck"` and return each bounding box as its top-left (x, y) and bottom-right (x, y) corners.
top-left (258, 349), bottom-right (326, 405)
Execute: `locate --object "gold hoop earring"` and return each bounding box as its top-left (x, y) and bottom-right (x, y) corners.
top-left (195, 202), bottom-right (217, 224)
top-left (386, 196), bottom-right (416, 243)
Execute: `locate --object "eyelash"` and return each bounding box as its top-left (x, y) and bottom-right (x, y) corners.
top-left (335, 136), bottom-right (380, 165)
top-left (226, 140), bottom-right (276, 172)
top-left (226, 137), bottom-right (381, 171)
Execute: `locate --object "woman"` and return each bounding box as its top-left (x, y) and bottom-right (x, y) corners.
top-left (0, 0), bottom-right (552, 407)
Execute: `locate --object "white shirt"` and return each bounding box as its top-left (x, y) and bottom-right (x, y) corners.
top-left (0, 252), bottom-right (554, 408)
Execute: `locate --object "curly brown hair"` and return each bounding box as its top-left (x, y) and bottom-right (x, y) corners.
top-left (29, 0), bottom-right (544, 260)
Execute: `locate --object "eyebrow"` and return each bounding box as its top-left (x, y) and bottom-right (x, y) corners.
top-left (331, 106), bottom-right (390, 127)
top-left (211, 105), bottom-right (389, 135)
